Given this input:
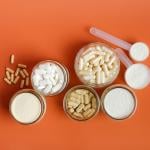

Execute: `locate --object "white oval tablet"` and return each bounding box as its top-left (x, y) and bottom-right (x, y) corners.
top-left (103, 88), bottom-right (136, 119)
top-left (10, 92), bottom-right (42, 124)
top-left (130, 42), bottom-right (149, 61)
top-left (125, 63), bottom-right (150, 89)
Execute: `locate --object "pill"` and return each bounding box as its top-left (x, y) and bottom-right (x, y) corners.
top-left (96, 70), bottom-right (101, 84)
top-left (13, 76), bottom-right (20, 84)
top-left (68, 101), bottom-right (79, 108)
top-left (15, 68), bottom-right (20, 77)
top-left (102, 46), bottom-right (113, 55)
top-left (20, 70), bottom-right (26, 78)
top-left (92, 97), bottom-right (97, 109)
top-left (83, 109), bottom-right (93, 117)
top-left (80, 95), bottom-right (84, 103)
top-left (43, 85), bottom-right (52, 94)
top-left (69, 97), bottom-right (81, 104)
top-left (20, 80), bottom-right (25, 88)
top-left (107, 56), bottom-right (116, 66)
top-left (18, 64), bottom-right (27, 69)
top-left (69, 108), bottom-right (74, 113)
top-left (6, 71), bottom-right (11, 80)
top-left (76, 104), bottom-right (85, 113)
top-left (84, 94), bottom-right (90, 104)
top-left (10, 54), bottom-right (15, 64)
top-left (70, 92), bottom-right (81, 99)
top-left (75, 89), bottom-right (88, 95)
top-left (73, 112), bottom-right (83, 118)
top-left (83, 54), bottom-right (95, 62)
top-left (90, 56), bottom-right (102, 65)
top-left (52, 83), bottom-right (63, 93)
top-left (100, 71), bottom-right (105, 83)
top-left (10, 73), bottom-right (14, 82)
top-left (87, 109), bottom-right (95, 118)
top-left (105, 53), bottom-right (111, 62)
top-left (25, 77), bottom-right (30, 86)
top-left (95, 45), bottom-right (102, 51)
top-left (22, 69), bottom-right (29, 76)
top-left (79, 58), bottom-right (84, 70)
top-left (4, 78), bottom-right (11, 85)
top-left (99, 58), bottom-right (105, 65)
top-left (6, 68), bottom-right (14, 74)
top-left (83, 103), bottom-right (91, 111)
top-left (102, 64), bottom-right (109, 77)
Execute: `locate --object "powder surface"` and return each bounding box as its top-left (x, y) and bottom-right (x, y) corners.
top-left (130, 42), bottom-right (149, 61)
top-left (125, 64), bottom-right (150, 89)
top-left (11, 93), bottom-right (42, 124)
top-left (104, 88), bottom-right (135, 119)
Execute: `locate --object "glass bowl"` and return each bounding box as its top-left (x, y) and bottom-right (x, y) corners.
top-left (74, 42), bottom-right (120, 88)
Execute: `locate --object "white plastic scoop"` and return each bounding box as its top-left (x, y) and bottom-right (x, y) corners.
top-left (114, 48), bottom-right (150, 89)
top-left (90, 27), bottom-right (150, 62)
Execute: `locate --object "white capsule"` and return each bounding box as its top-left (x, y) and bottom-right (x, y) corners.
top-left (79, 58), bottom-right (84, 70)
top-left (35, 68), bottom-right (46, 75)
top-left (83, 54), bottom-right (95, 63)
top-left (43, 85), bottom-right (52, 94)
top-left (96, 70), bottom-right (101, 84)
top-left (32, 74), bottom-right (42, 86)
top-left (102, 46), bottom-right (113, 55)
top-left (52, 83), bottom-right (63, 93)
top-left (107, 56), bottom-right (116, 66)
top-left (99, 58), bottom-right (105, 65)
top-left (100, 71), bottom-right (105, 83)
top-left (102, 64), bottom-right (109, 77)
top-left (39, 63), bottom-right (50, 70)
top-left (91, 56), bottom-right (102, 65)
top-left (49, 76), bottom-right (57, 86)
top-left (95, 45), bottom-right (102, 51)
top-left (104, 53), bottom-right (111, 62)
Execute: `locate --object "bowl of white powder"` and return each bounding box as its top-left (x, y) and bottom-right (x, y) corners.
top-left (9, 89), bottom-right (46, 125)
top-left (101, 84), bottom-right (137, 120)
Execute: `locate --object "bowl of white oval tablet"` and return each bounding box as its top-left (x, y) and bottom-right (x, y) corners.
top-left (9, 89), bottom-right (46, 125)
top-left (74, 42), bottom-right (120, 88)
top-left (31, 60), bottom-right (69, 96)
top-left (101, 84), bottom-right (137, 120)
top-left (63, 85), bottom-right (100, 121)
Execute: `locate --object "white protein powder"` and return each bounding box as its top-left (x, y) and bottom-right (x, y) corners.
top-left (11, 93), bottom-right (42, 124)
top-left (103, 88), bottom-right (135, 119)
top-left (125, 63), bottom-right (150, 89)
top-left (130, 42), bottom-right (149, 61)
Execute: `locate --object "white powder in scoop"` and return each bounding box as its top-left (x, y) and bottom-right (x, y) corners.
top-left (11, 93), bottom-right (42, 124)
top-left (130, 42), bottom-right (149, 61)
top-left (103, 88), bottom-right (135, 119)
top-left (125, 64), bottom-right (150, 89)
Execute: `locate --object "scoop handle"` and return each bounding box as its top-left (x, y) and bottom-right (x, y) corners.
top-left (90, 27), bottom-right (132, 51)
top-left (114, 48), bottom-right (133, 68)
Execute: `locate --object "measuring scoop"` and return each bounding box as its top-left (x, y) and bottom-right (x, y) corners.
top-left (90, 27), bottom-right (150, 62)
top-left (114, 48), bottom-right (150, 89)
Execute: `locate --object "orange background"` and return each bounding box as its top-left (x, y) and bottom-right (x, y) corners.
top-left (0, 0), bottom-right (150, 149)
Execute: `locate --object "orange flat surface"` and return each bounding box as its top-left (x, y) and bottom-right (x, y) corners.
top-left (0, 0), bottom-right (150, 149)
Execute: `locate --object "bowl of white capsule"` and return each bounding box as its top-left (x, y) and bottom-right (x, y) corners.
top-left (74, 42), bottom-right (120, 88)
top-left (31, 60), bottom-right (69, 96)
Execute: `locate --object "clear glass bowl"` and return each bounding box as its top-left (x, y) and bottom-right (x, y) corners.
top-left (101, 84), bottom-right (137, 120)
top-left (9, 89), bottom-right (46, 125)
top-left (63, 85), bottom-right (100, 121)
top-left (74, 42), bottom-right (120, 88)
top-left (31, 60), bottom-right (69, 96)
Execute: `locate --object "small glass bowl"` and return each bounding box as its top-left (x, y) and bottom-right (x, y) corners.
top-left (9, 89), bottom-right (46, 125)
top-left (31, 60), bottom-right (69, 96)
top-left (101, 84), bottom-right (137, 120)
top-left (63, 85), bottom-right (100, 121)
top-left (74, 42), bottom-right (120, 88)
